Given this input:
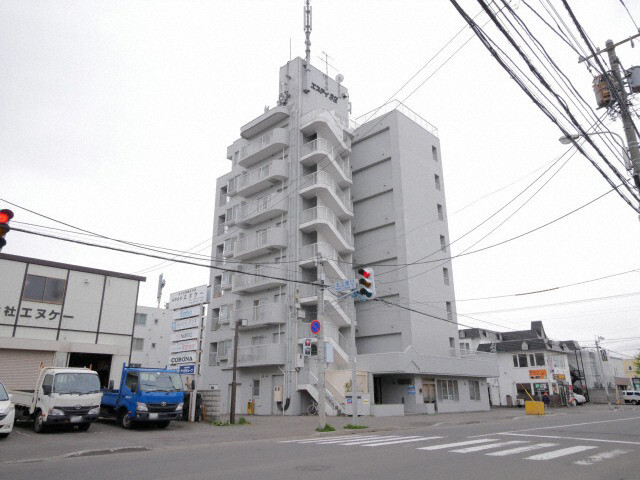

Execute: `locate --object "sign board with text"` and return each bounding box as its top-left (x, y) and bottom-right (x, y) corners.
top-left (529, 369), bottom-right (548, 380)
top-left (179, 365), bottom-right (195, 375)
top-left (169, 285), bottom-right (208, 310)
top-left (172, 317), bottom-right (200, 332)
top-left (169, 352), bottom-right (197, 365)
top-left (172, 305), bottom-right (202, 320)
top-left (171, 339), bottom-right (199, 354)
top-left (171, 328), bottom-right (199, 343)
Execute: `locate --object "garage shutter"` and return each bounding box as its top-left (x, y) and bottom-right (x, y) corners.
top-left (0, 349), bottom-right (55, 390)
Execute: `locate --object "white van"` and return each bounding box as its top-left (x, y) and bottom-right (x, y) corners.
top-left (0, 381), bottom-right (15, 439)
top-left (622, 390), bottom-right (640, 405)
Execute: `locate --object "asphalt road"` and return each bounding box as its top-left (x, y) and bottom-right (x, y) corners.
top-left (1, 407), bottom-right (639, 480)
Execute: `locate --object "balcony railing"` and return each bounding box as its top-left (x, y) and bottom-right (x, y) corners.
top-left (237, 343), bottom-right (286, 366)
top-left (233, 227), bottom-right (287, 260)
top-left (299, 206), bottom-right (353, 247)
top-left (232, 268), bottom-right (287, 293)
top-left (211, 285), bottom-right (223, 299)
top-left (233, 302), bottom-right (287, 328)
top-left (227, 160), bottom-right (287, 197)
top-left (237, 194), bottom-right (287, 225)
top-left (299, 242), bottom-right (351, 279)
top-left (300, 138), bottom-right (351, 181)
top-left (239, 128), bottom-right (289, 167)
top-left (300, 171), bottom-right (352, 215)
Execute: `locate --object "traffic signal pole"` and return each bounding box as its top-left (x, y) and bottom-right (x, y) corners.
top-left (595, 336), bottom-right (612, 410)
top-left (604, 39), bottom-right (640, 191)
top-left (230, 319), bottom-right (240, 424)
top-left (316, 255), bottom-right (327, 429)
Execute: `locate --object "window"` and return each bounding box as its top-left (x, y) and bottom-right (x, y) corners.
top-left (154, 318), bottom-right (159, 325)
top-left (469, 380), bottom-right (481, 401)
top-left (132, 338), bottom-right (144, 351)
top-left (125, 372), bottom-right (139, 390)
top-left (440, 235), bottom-right (446, 252)
top-left (151, 343), bottom-right (156, 349)
top-left (135, 313), bottom-right (147, 326)
top-left (446, 302), bottom-right (453, 321)
top-left (443, 267), bottom-right (450, 286)
top-left (219, 304), bottom-right (230, 322)
top-left (251, 335), bottom-right (266, 346)
top-left (209, 343), bottom-right (219, 365)
top-left (252, 379), bottom-right (261, 397)
top-left (42, 374), bottom-right (54, 392)
top-left (434, 174), bottom-right (441, 190)
top-left (22, 275), bottom-right (66, 304)
top-left (432, 145), bottom-right (439, 161)
top-left (219, 340), bottom-right (232, 358)
top-left (513, 355), bottom-right (519, 368)
top-left (517, 354), bottom-right (528, 367)
top-left (437, 379), bottom-right (459, 401)
top-left (437, 204), bottom-right (443, 220)
top-left (449, 337), bottom-right (455, 349)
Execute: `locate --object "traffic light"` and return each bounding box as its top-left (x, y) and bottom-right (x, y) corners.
top-left (357, 267), bottom-right (376, 300)
top-left (303, 338), bottom-right (312, 357)
top-left (601, 349), bottom-right (608, 362)
top-left (0, 209), bottom-right (13, 252)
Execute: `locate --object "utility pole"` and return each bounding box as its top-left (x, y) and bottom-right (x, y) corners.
top-left (230, 319), bottom-right (240, 424)
top-left (604, 39), bottom-right (640, 191)
top-left (595, 336), bottom-right (612, 410)
top-left (316, 254), bottom-right (327, 429)
top-left (349, 309), bottom-right (358, 425)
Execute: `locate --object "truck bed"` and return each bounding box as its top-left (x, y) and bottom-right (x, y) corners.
top-left (7, 390), bottom-right (35, 407)
top-left (100, 390), bottom-right (121, 407)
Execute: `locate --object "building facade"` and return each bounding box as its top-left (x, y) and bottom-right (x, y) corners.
top-left (130, 306), bottom-right (172, 369)
top-left (460, 322), bottom-right (573, 406)
top-left (0, 253), bottom-right (145, 389)
top-left (201, 56), bottom-right (496, 417)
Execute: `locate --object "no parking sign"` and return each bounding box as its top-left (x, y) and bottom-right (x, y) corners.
top-left (310, 319), bottom-right (321, 335)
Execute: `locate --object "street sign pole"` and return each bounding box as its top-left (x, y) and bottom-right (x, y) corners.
top-left (316, 255), bottom-right (327, 429)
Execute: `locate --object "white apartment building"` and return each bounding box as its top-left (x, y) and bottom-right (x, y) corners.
top-left (0, 253), bottom-right (145, 389)
top-left (201, 53), bottom-right (497, 416)
top-left (130, 306), bottom-right (172, 369)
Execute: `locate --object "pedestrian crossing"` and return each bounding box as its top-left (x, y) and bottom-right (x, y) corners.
top-left (280, 433), bottom-right (633, 465)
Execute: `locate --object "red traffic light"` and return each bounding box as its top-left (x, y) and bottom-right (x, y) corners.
top-left (304, 339), bottom-right (311, 347)
top-left (0, 209), bottom-right (13, 224)
top-left (358, 268), bottom-right (371, 279)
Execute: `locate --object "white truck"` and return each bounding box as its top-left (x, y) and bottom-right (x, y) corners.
top-left (9, 367), bottom-right (102, 433)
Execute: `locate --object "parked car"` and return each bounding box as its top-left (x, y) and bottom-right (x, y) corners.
top-left (572, 393), bottom-right (587, 405)
top-left (9, 367), bottom-right (102, 433)
top-left (0, 381), bottom-right (15, 439)
top-left (622, 390), bottom-right (640, 405)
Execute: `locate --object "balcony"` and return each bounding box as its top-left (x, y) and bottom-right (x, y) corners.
top-left (232, 268), bottom-right (287, 294)
top-left (299, 171), bottom-right (353, 219)
top-left (300, 108), bottom-right (353, 152)
top-left (237, 194), bottom-right (287, 226)
top-left (228, 160), bottom-right (288, 198)
top-left (295, 284), bottom-right (354, 327)
top-left (300, 138), bottom-right (352, 186)
top-left (240, 106), bottom-right (289, 139)
top-left (299, 206), bottom-right (354, 254)
top-left (238, 128), bottom-right (289, 168)
top-left (299, 243), bottom-right (351, 280)
top-left (233, 302), bottom-right (287, 329)
top-left (234, 228), bottom-right (287, 261)
top-left (237, 343), bottom-right (286, 367)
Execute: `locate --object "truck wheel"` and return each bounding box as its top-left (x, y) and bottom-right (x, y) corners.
top-left (156, 421), bottom-right (170, 429)
top-left (0, 433), bottom-right (9, 439)
top-left (77, 423), bottom-right (91, 432)
top-left (33, 411), bottom-right (46, 434)
top-left (118, 411), bottom-right (133, 430)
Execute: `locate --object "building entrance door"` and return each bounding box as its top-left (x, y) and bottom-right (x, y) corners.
top-left (68, 352), bottom-right (112, 388)
top-left (422, 380), bottom-right (436, 403)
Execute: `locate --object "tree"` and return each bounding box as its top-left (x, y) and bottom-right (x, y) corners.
top-left (635, 352), bottom-right (640, 376)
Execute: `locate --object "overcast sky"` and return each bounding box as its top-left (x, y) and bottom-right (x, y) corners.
top-left (2, 1), bottom-right (639, 358)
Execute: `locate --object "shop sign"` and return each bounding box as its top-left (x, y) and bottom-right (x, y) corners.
top-left (172, 306), bottom-right (201, 320)
top-left (529, 369), bottom-right (547, 379)
top-left (171, 340), bottom-right (198, 354)
top-left (171, 328), bottom-right (199, 343)
top-left (553, 373), bottom-right (566, 381)
top-left (171, 317), bottom-right (200, 331)
top-left (169, 285), bottom-right (208, 309)
top-left (169, 352), bottom-right (197, 365)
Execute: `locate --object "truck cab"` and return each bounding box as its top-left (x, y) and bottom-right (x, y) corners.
top-left (10, 367), bottom-right (102, 433)
top-left (100, 365), bottom-right (184, 429)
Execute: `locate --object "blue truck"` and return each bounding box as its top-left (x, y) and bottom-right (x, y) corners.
top-left (100, 364), bottom-right (184, 429)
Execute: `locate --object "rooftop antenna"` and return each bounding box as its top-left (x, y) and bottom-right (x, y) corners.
top-left (304, 0), bottom-right (312, 66)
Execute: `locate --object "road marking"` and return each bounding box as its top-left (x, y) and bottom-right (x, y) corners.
top-left (574, 449), bottom-right (630, 465)
top-left (364, 436), bottom-right (442, 447)
top-left (280, 434), bottom-right (366, 443)
top-left (525, 445), bottom-right (597, 461)
top-left (468, 415), bottom-right (640, 438)
top-left (12, 430), bottom-right (31, 437)
top-left (418, 439), bottom-right (499, 451)
top-left (486, 443), bottom-right (558, 456)
top-left (308, 435), bottom-right (391, 444)
top-left (451, 441), bottom-right (527, 453)
top-left (339, 436), bottom-right (406, 445)
top-left (497, 433), bottom-right (640, 445)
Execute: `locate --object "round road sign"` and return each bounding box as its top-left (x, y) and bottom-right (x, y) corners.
top-left (310, 319), bottom-right (321, 335)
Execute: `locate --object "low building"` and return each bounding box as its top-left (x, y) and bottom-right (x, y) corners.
top-left (459, 322), bottom-right (573, 406)
top-left (0, 253), bottom-right (145, 389)
top-left (129, 306), bottom-right (172, 369)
